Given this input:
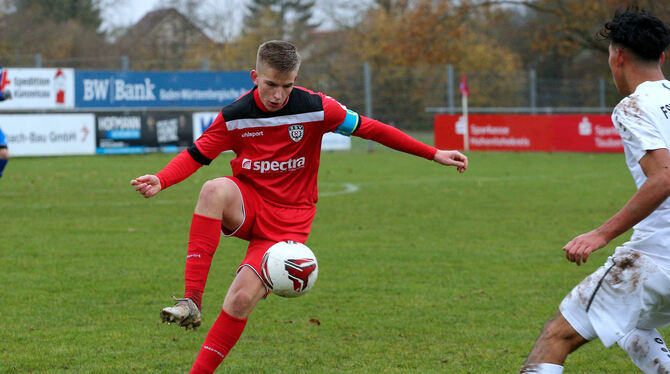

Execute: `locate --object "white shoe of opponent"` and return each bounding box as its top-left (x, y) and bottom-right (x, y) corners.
top-left (160, 296), bottom-right (201, 330)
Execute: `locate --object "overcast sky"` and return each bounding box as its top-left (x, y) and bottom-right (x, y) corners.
top-left (100, 0), bottom-right (372, 38)
top-left (100, 0), bottom-right (181, 30)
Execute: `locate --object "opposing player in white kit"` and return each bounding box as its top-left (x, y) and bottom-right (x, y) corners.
top-left (520, 7), bottom-right (670, 374)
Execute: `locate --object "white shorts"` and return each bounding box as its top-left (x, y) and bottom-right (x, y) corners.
top-left (559, 247), bottom-right (670, 347)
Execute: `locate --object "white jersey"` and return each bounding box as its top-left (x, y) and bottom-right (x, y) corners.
top-left (611, 80), bottom-right (670, 270)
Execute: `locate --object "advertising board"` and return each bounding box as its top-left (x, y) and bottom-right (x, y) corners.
top-left (76, 71), bottom-right (252, 108)
top-left (96, 112), bottom-right (192, 154)
top-left (434, 114), bottom-right (623, 153)
top-left (0, 68), bottom-right (75, 109)
top-left (1, 114), bottom-right (95, 156)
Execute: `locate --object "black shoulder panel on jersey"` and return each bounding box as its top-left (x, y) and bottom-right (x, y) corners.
top-left (221, 87), bottom-right (324, 122)
top-left (220, 90), bottom-right (257, 122)
top-left (283, 87), bottom-right (324, 114)
top-left (188, 143), bottom-right (212, 165)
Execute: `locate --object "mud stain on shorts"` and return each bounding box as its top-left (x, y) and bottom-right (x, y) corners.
top-left (607, 251), bottom-right (641, 288)
top-left (576, 273), bottom-right (597, 306)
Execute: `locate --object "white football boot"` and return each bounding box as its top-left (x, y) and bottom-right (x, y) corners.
top-left (160, 296), bottom-right (201, 330)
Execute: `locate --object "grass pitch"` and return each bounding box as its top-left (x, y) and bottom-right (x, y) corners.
top-left (0, 137), bottom-right (656, 373)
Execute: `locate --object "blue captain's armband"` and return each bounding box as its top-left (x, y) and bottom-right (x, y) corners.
top-left (334, 109), bottom-right (360, 136)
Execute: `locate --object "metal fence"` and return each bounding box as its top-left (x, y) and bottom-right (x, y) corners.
top-left (299, 63), bottom-right (618, 130)
top-left (1, 54), bottom-right (619, 130)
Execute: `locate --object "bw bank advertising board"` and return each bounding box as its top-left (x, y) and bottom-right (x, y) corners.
top-left (75, 71), bottom-right (252, 108)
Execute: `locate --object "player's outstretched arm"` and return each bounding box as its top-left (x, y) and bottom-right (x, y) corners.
top-left (562, 230), bottom-right (608, 266)
top-left (563, 148), bottom-right (670, 265)
top-left (350, 115), bottom-right (468, 172)
top-left (131, 174), bottom-right (162, 198)
top-left (130, 149), bottom-right (205, 199)
top-left (433, 150), bottom-right (468, 173)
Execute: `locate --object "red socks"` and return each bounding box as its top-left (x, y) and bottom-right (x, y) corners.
top-left (190, 309), bottom-right (248, 373)
top-left (184, 214), bottom-right (222, 309)
top-left (183, 215), bottom-right (247, 373)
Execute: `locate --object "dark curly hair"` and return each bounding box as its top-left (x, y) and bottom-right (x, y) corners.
top-left (597, 6), bottom-right (670, 62)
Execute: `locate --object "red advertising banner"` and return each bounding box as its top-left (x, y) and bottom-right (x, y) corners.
top-left (434, 114), bottom-right (623, 153)
top-left (551, 115), bottom-right (623, 152)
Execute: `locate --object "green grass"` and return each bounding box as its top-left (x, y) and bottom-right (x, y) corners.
top-left (0, 138), bottom-right (657, 373)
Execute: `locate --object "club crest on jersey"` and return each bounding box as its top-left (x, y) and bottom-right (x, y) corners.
top-left (288, 125), bottom-right (304, 142)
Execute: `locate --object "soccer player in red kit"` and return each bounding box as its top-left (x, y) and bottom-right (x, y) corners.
top-left (131, 40), bottom-right (468, 373)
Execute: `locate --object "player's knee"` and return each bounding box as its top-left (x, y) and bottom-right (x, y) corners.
top-left (199, 178), bottom-right (236, 206)
top-left (540, 314), bottom-right (584, 348)
top-left (540, 315), bottom-right (567, 341)
top-left (225, 289), bottom-right (255, 316)
top-left (0, 147), bottom-right (8, 159)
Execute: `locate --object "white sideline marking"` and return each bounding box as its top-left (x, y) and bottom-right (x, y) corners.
top-left (350, 171), bottom-right (624, 186)
top-left (320, 182), bottom-right (359, 197)
top-left (1, 183), bottom-right (363, 209)
top-left (1, 171), bottom-right (622, 209)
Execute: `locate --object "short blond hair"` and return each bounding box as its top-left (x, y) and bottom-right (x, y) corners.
top-left (256, 40), bottom-right (301, 73)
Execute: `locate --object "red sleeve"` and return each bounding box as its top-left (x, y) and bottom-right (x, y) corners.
top-left (155, 150), bottom-right (202, 190)
top-left (353, 116), bottom-right (438, 160)
top-left (320, 93), bottom-right (348, 133)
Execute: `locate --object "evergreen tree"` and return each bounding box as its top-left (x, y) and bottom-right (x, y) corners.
top-left (13, 0), bottom-right (102, 30)
top-left (243, 0), bottom-right (320, 46)
top-left (0, 0), bottom-right (109, 67)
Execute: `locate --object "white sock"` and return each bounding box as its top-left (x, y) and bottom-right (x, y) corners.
top-left (617, 328), bottom-right (670, 374)
top-left (519, 363), bottom-right (563, 374)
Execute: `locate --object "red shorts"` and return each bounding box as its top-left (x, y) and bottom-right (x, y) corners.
top-left (222, 176), bottom-right (315, 282)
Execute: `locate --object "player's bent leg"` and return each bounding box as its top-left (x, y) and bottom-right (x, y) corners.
top-left (194, 177), bottom-right (244, 230)
top-left (182, 213), bottom-right (223, 311)
top-left (175, 178), bottom-right (245, 319)
top-left (190, 267), bottom-right (267, 373)
top-left (520, 311), bottom-right (588, 373)
top-left (617, 328), bottom-right (670, 374)
top-left (222, 266), bottom-right (267, 319)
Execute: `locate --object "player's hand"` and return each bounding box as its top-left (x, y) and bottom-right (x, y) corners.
top-left (563, 230), bottom-right (608, 266)
top-left (433, 150), bottom-right (468, 173)
top-left (131, 174), bottom-right (162, 198)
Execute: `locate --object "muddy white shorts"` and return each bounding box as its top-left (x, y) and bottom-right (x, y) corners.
top-left (559, 247), bottom-right (670, 347)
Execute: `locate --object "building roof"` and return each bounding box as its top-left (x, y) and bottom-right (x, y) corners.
top-left (124, 8), bottom-right (212, 44)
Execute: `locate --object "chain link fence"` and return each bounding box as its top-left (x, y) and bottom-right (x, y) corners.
top-left (1, 54), bottom-right (619, 130)
top-left (300, 64), bottom-right (619, 130)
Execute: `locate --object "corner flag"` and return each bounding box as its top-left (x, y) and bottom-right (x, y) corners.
top-left (459, 74), bottom-right (469, 97)
top-left (460, 74), bottom-right (469, 151)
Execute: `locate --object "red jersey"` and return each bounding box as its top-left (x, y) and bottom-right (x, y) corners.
top-left (195, 86), bottom-right (347, 208)
top-left (156, 86), bottom-right (438, 209)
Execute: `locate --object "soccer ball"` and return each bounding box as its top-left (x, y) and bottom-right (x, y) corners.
top-left (261, 241), bottom-right (318, 298)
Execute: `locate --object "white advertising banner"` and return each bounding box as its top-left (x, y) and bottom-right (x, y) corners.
top-left (191, 111), bottom-right (351, 151)
top-left (321, 132), bottom-right (351, 151)
top-left (1, 114), bottom-right (95, 156)
top-left (0, 68), bottom-right (75, 109)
